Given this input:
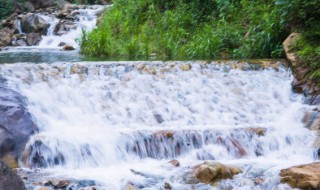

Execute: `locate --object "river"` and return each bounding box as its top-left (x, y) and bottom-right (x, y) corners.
top-left (0, 4), bottom-right (317, 190)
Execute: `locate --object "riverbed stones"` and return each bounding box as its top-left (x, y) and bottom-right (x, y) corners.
top-left (280, 162), bottom-right (320, 189)
top-left (21, 13), bottom-right (50, 34)
top-left (0, 161), bottom-right (26, 190)
top-left (191, 161), bottom-right (242, 184)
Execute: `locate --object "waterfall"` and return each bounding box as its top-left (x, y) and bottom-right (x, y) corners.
top-left (0, 61), bottom-right (316, 189)
top-left (37, 5), bottom-right (104, 48)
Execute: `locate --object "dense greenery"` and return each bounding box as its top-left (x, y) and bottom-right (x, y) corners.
top-left (81, 0), bottom-right (320, 61)
top-left (0, 0), bottom-right (14, 20)
top-left (276, 0), bottom-right (320, 82)
top-left (81, 0), bottom-right (291, 59)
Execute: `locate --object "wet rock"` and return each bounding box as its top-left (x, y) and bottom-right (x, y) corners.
top-left (21, 13), bottom-right (50, 35)
top-left (153, 131), bottom-right (174, 139)
top-left (191, 161), bottom-right (242, 184)
top-left (58, 42), bottom-right (67, 47)
top-left (280, 162), bottom-right (320, 189)
top-left (168, 159), bottom-right (180, 167)
top-left (124, 182), bottom-right (137, 190)
top-left (54, 20), bottom-right (77, 36)
top-left (247, 127), bottom-right (266, 136)
top-left (51, 179), bottom-right (70, 188)
top-left (164, 182), bottom-right (172, 190)
top-left (153, 113), bottom-right (164, 124)
top-left (180, 64), bottom-right (192, 71)
top-left (0, 161), bottom-right (26, 190)
top-left (63, 45), bottom-right (75, 51)
top-left (0, 86), bottom-right (38, 166)
top-left (26, 33), bottom-right (42, 46)
top-left (37, 187), bottom-right (50, 190)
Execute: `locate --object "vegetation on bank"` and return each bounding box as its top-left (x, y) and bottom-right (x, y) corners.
top-left (80, 0), bottom-right (320, 63)
top-left (0, 0), bottom-right (14, 20)
top-left (277, 0), bottom-right (320, 82)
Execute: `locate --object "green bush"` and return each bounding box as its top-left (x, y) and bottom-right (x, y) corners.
top-left (80, 0), bottom-right (292, 59)
top-left (0, 0), bottom-right (14, 20)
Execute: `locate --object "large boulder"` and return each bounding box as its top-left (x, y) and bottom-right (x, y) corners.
top-left (21, 13), bottom-right (50, 35)
top-left (280, 162), bottom-right (320, 189)
top-left (0, 86), bottom-right (38, 167)
top-left (190, 161), bottom-right (242, 184)
top-left (0, 161), bottom-right (26, 190)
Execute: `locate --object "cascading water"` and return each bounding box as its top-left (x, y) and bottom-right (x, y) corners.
top-left (0, 5), bottom-right (105, 64)
top-left (37, 5), bottom-right (104, 48)
top-left (0, 61), bottom-right (316, 189)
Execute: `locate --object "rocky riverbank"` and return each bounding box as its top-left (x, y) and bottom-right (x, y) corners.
top-left (0, 0), bottom-right (106, 50)
top-left (278, 34), bottom-right (320, 190)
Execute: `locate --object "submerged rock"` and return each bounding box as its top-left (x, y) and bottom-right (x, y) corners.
top-left (280, 162), bottom-right (320, 189)
top-left (190, 161), bottom-right (242, 184)
top-left (168, 159), bottom-right (180, 167)
top-left (0, 161), bottom-right (26, 190)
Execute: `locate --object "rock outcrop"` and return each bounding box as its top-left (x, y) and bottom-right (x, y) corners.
top-left (280, 162), bottom-right (320, 189)
top-left (0, 161), bottom-right (26, 190)
top-left (283, 33), bottom-right (320, 105)
top-left (0, 86), bottom-right (38, 167)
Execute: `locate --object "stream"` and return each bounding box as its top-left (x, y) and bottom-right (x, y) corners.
top-left (0, 4), bottom-right (317, 190)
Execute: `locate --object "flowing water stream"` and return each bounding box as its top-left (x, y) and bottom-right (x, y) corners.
top-left (0, 61), bottom-right (317, 190)
top-left (0, 4), bottom-right (317, 190)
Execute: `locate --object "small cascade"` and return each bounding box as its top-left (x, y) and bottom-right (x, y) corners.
top-left (37, 5), bottom-right (104, 48)
top-left (17, 20), bottom-right (24, 34)
top-left (0, 61), bottom-right (316, 189)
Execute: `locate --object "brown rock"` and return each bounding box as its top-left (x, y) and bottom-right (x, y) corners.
top-left (180, 64), bottom-right (192, 71)
top-left (51, 179), bottom-right (70, 188)
top-left (63, 45), bottom-right (75, 51)
top-left (283, 33), bottom-right (300, 67)
top-left (191, 161), bottom-right (242, 184)
top-left (164, 182), bottom-right (172, 190)
top-left (153, 131), bottom-right (174, 139)
top-left (280, 162), bottom-right (320, 189)
top-left (124, 183), bottom-right (136, 190)
top-left (168, 159), bottom-right (180, 167)
top-left (247, 127), bottom-right (266, 136)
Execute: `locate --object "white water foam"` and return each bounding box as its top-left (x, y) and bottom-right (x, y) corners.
top-left (0, 61), bottom-right (316, 189)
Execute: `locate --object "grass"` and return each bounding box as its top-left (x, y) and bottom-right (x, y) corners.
top-left (80, 0), bottom-right (289, 60)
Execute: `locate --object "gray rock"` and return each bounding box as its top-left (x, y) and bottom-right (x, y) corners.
top-left (0, 161), bottom-right (26, 190)
top-left (0, 86), bottom-right (38, 165)
top-left (21, 13), bottom-right (50, 35)
top-left (26, 33), bottom-right (42, 46)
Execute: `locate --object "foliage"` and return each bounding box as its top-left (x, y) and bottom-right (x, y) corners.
top-left (80, 0), bottom-right (317, 60)
top-left (0, 0), bottom-right (14, 20)
top-left (277, 0), bottom-right (320, 82)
